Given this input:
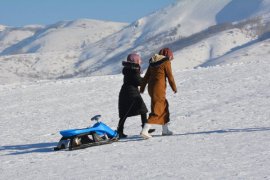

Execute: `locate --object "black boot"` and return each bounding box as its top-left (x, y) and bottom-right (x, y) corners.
top-left (117, 117), bottom-right (128, 139)
top-left (141, 113), bottom-right (155, 134)
top-left (117, 127), bottom-right (127, 139)
top-left (118, 130), bottom-right (128, 139)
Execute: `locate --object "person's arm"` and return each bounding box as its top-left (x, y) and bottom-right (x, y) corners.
top-left (131, 70), bottom-right (142, 86)
top-left (140, 67), bottom-right (151, 93)
top-left (165, 61), bottom-right (177, 93)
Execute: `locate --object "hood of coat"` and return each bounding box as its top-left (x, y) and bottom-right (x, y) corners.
top-left (149, 54), bottom-right (169, 67)
top-left (122, 61), bottom-right (141, 74)
top-left (122, 61), bottom-right (140, 69)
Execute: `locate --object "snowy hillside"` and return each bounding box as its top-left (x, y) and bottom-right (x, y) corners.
top-left (0, 51), bottom-right (81, 84)
top-left (1, 54), bottom-right (269, 179)
top-left (1, 0), bottom-right (270, 84)
top-left (1, 19), bottom-right (127, 55)
top-left (201, 37), bottom-right (270, 67)
top-left (0, 19), bottom-right (127, 84)
top-left (172, 26), bottom-right (270, 69)
top-left (76, 0), bottom-right (270, 76)
top-left (0, 25), bottom-right (44, 53)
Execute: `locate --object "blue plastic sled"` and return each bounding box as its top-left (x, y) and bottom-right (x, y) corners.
top-left (54, 115), bottom-right (118, 151)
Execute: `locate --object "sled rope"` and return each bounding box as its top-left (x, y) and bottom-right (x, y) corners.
top-left (118, 99), bottom-right (136, 128)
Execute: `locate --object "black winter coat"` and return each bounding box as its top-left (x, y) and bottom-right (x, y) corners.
top-left (118, 64), bottom-right (148, 118)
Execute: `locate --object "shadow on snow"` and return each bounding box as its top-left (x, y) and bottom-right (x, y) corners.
top-left (1, 127), bottom-right (269, 155)
top-left (156, 127), bottom-right (270, 137)
top-left (0, 142), bottom-right (57, 156)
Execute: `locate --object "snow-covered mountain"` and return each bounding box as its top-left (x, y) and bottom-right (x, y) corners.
top-left (1, 0), bottom-right (270, 84)
top-left (1, 19), bottom-right (127, 55)
top-left (0, 25), bottom-right (44, 53)
top-left (76, 0), bottom-right (270, 76)
top-left (0, 19), bottom-right (127, 84)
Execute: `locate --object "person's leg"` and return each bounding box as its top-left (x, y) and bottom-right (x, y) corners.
top-left (141, 113), bottom-right (155, 133)
top-left (162, 99), bottom-right (173, 135)
top-left (117, 116), bottom-right (128, 138)
top-left (162, 123), bottom-right (173, 135)
top-left (140, 123), bottom-right (152, 139)
top-left (141, 113), bottom-right (147, 128)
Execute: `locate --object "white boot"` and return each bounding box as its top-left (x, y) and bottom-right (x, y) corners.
top-left (162, 123), bottom-right (173, 136)
top-left (140, 123), bottom-right (152, 139)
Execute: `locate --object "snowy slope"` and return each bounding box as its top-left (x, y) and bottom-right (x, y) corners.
top-left (201, 37), bottom-right (270, 67)
top-left (172, 28), bottom-right (256, 69)
top-left (0, 25), bottom-right (44, 53)
top-left (1, 32), bottom-right (268, 85)
top-left (172, 24), bottom-right (270, 70)
top-left (0, 51), bottom-right (81, 84)
top-left (0, 19), bottom-right (127, 84)
top-left (0, 54), bottom-right (270, 179)
top-left (74, 0), bottom-right (270, 76)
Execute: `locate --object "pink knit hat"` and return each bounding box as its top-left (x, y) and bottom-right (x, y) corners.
top-left (159, 48), bottom-right (174, 60)
top-left (127, 53), bottom-right (142, 65)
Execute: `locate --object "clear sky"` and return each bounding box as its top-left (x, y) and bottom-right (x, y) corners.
top-left (0, 0), bottom-right (176, 27)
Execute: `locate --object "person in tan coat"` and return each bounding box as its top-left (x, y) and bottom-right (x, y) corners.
top-left (140, 48), bottom-right (177, 139)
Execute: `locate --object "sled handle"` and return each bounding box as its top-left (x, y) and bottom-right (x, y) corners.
top-left (91, 115), bottom-right (101, 122)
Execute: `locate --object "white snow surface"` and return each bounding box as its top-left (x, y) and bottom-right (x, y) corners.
top-left (1, 53), bottom-right (270, 179)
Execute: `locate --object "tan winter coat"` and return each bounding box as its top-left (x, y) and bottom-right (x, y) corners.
top-left (140, 54), bottom-right (177, 125)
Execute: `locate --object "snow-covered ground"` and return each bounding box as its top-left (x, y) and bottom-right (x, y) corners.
top-left (1, 54), bottom-right (269, 179)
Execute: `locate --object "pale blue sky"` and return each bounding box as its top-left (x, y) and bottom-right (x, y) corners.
top-left (0, 0), bottom-right (176, 27)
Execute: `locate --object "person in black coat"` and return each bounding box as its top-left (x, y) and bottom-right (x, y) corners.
top-left (117, 53), bottom-right (154, 138)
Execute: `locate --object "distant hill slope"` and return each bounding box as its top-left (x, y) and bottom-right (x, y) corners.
top-left (0, 25), bottom-right (44, 53)
top-left (0, 19), bottom-right (127, 55)
top-left (76, 0), bottom-right (270, 76)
